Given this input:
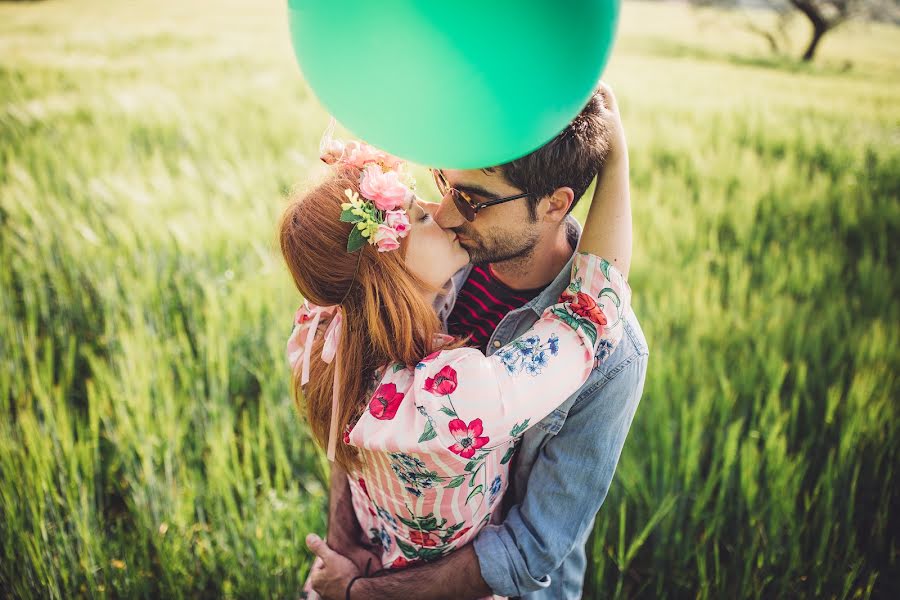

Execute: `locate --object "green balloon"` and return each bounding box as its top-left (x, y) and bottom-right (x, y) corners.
top-left (288, 0), bottom-right (619, 169)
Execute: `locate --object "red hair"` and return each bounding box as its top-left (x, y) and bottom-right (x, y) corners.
top-left (279, 166), bottom-right (462, 470)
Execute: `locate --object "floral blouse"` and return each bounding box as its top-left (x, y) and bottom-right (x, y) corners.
top-left (288, 252), bottom-right (630, 570)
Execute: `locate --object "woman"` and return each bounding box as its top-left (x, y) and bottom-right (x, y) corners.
top-left (283, 86), bottom-right (631, 596)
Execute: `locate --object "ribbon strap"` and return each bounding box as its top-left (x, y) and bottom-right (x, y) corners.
top-left (322, 312), bottom-right (343, 462)
top-left (294, 302), bottom-right (344, 462)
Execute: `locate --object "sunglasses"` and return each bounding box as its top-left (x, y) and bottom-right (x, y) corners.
top-left (431, 169), bottom-right (532, 222)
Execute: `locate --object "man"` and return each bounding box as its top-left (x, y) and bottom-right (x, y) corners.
top-left (307, 84), bottom-right (648, 599)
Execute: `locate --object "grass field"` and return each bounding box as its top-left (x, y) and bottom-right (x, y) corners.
top-left (1, 0), bottom-right (898, 598)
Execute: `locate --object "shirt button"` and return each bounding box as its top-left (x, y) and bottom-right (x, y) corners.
top-left (492, 340), bottom-right (502, 348)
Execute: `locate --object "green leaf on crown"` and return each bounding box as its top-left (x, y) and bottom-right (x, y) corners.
top-left (339, 208), bottom-right (364, 223)
top-left (346, 227), bottom-right (366, 252)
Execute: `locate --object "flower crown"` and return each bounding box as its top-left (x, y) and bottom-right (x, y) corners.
top-left (319, 122), bottom-right (415, 253)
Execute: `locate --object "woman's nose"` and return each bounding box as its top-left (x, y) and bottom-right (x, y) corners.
top-left (434, 193), bottom-right (465, 229)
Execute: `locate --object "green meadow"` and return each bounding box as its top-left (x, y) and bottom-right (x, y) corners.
top-left (1, 0), bottom-right (897, 597)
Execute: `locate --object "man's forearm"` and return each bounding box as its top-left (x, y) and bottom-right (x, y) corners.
top-left (327, 464), bottom-right (363, 551)
top-left (353, 545), bottom-right (491, 600)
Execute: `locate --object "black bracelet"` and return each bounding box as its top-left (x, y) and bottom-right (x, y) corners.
top-left (345, 575), bottom-right (364, 600)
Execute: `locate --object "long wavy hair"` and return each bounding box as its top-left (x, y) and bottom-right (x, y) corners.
top-left (279, 165), bottom-right (461, 470)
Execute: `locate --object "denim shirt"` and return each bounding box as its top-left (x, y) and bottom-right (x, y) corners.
top-left (435, 220), bottom-right (649, 599)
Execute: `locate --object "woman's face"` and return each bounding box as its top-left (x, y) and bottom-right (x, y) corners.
top-left (404, 198), bottom-right (470, 290)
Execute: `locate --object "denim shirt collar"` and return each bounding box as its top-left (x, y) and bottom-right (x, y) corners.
top-left (521, 216), bottom-right (582, 317)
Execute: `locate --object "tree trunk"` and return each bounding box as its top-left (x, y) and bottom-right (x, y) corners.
top-left (801, 22), bottom-right (828, 62)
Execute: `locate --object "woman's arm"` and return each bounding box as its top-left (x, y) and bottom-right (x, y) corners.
top-left (412, 252), bottom-right (630, 451)
top-left (578, 83), bottom-right (632, 278)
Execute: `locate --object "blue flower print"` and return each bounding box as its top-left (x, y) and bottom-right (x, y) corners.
top-left (369, 526), bottom-right (393, 552)
top-left (488, 475), bottom-right (503, 506)
top-left (595, 338), bottom-right (614, 363)
top-left (548, 334), bottom-right (560, 355)
top-left (379, 525), bottom-right (392, 551)
top-left (498, 348), bottom-right (516, 363)
top-left (389, 452), bottom-right (442, 497)
top-left (498, 334), bottom-right (560, 376)
top-left (376, 506), bottom-right (399, 530)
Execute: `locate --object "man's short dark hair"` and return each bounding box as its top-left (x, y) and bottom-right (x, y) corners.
top-left (484, 88), bottom-right (612, 220)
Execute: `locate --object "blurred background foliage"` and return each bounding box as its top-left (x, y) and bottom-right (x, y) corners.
top-left (1, 0), bottom-right (897, 598)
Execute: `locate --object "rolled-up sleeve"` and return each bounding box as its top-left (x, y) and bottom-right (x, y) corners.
top-left (473, 352), bottom-right (649, 597)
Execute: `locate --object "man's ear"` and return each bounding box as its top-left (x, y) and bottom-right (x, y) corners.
top-left (542, 186), bottom-right (575, 223)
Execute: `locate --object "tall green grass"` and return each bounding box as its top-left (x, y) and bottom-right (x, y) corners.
top-left (1, 1), bottom-right (897, 598)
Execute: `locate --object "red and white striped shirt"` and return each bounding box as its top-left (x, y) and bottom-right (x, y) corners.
top-left (447, 265), bottom-right (544, 349)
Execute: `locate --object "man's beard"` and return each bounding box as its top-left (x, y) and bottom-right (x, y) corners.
top-left (456, 225), bottom-right (540, 266)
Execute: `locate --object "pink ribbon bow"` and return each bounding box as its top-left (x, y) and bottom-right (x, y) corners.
top-left (288, 301), bottom-right (344, 461)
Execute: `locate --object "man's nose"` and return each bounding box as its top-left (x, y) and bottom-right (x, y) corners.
top-left (434, 193), bottom-right (465, 229)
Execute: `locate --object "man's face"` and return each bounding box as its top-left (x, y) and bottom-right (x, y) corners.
top-left (432, 169), bottom-right (542, 265)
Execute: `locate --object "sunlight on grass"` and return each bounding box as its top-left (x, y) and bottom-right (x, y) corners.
top-left (1, 0), bottom-right (897, 597)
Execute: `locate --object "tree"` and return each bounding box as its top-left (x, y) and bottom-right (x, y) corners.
top-left (692, 0), bottom-right (897, 62)
top-left (792, 1), bottom-right (858, 61)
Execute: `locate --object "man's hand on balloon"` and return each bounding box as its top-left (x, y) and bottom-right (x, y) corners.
top-left (306, 534), bottom-right (360, 600)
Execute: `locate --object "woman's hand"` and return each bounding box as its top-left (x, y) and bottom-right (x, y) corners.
top-left (306, 534), bottom-right (361, 600)
top-left (596, 82), bottom-right (627, 162)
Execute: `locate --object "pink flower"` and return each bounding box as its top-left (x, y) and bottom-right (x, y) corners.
top-left (368, 383), bottom-right (405, 420)
top-left (424, 365), bottom-right (458, 396)
top-left (360, 164), bottom-right (413, 211)
top-left (344, 141), bottom-right (385, 168)
top-left (373, 224), bottom-right (401, 252)
top-left (447, 418), bottom-right (489, 459)
top-left (319, 139), bottom-right (345, 165)
top-left (379, 153), bottom-right (405, 170)
top-left (383, 210), bottom-right (410, 237)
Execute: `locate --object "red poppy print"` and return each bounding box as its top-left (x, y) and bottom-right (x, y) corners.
top-left (357, 478), bottom-right (371, 499)
top-left (342, 427), bottom-right (351, 445)
top-left (368, 383), bottom-right (405, 420)
top-left (424, 365), bottom-right (458, 395)
top-left (390, 556), bottom-right (420, 569)
top-left (447, 418), bottom-right (490, 459)
top-left (408, 530), bottom-right (440, 547)
top-left (421, 350), bottom-right (441, 363)
top-left (568, 291), bottom-right (607, 328)
top-left (448, 526), bottom-right (472, 543)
